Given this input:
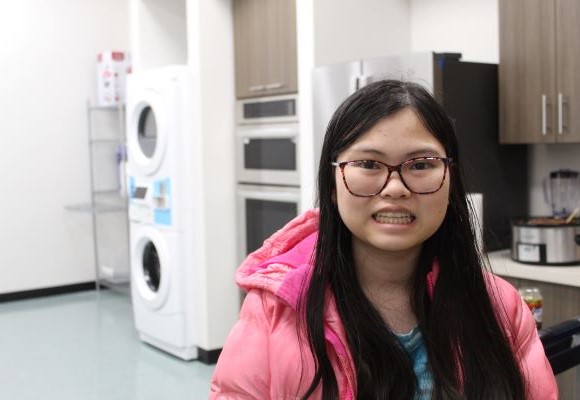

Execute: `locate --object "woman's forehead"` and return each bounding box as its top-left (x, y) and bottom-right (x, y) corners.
top-left (341, 110), bottom-right (446, 159)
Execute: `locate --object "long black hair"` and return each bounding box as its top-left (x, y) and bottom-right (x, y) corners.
top-left (299, 80), bottom-right (526, 399)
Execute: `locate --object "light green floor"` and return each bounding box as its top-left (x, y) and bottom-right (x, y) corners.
top-left (0, 290), bottom-right (215, 399)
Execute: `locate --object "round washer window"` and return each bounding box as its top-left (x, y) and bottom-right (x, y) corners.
top-left (142, 241), bottom-right (161, 292)
top-left (138, 105), bottom-right (157, 158)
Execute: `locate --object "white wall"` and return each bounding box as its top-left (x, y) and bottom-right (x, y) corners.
top-left (130, 0), bottom-right (187, 71)
top-left (410, 0), bottom-right (499, 63)
top-left (313, 0), bottom-right (411, 66)
top-left (410, 0), bottom-right (580, 218)
top-left (528, 145), bottom-right (580, 216)
top-left (296, 0), bottom-right (317, 210)
top-left (186, 0), bottom-right (239, 351)
top-left (0, 0), bottom-right (129, 294)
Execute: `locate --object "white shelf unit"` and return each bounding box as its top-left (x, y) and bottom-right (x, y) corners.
top-left (65, 101), bottom-right (130, 293)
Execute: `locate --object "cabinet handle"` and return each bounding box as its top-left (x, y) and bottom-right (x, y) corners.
top-left (542, 95), bottom-right (547, 136)
top-left (248, 85), bottom-right (265, 92)
top-left (265, 82), bottom-right (283, 89)
top-left (558, 93), bottom-right (565, 135)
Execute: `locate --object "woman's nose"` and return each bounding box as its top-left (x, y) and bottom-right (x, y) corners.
top-left (379, 171), bottom-right (412, 198)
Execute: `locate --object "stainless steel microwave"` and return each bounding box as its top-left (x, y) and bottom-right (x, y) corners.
top-left (236, 123), bottom-right (300, 186)
top-left (236, 94), bottom-right (299, 125)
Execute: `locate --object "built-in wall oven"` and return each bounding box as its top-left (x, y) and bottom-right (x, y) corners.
top-left (236, 94), bottom-right (300, 263)
top-left (236, 184), bottom-right (300, 262)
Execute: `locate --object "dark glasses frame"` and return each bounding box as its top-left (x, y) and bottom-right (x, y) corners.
top-left (331, 157), bottom-right (453, 196)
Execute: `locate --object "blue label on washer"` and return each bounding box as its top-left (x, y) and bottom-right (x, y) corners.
top-left (153, 178), bottom-right (172, 226)
top-left (128, 176), bottom-right (136, 199)
top-left (154, 209), bottom-right (172, 225)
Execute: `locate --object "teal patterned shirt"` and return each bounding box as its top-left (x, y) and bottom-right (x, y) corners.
top-left (396, 326), bottom-right (433, 399)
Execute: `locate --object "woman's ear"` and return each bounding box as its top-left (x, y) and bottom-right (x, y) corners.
top-left (331, 191), bottom-right (337, 204)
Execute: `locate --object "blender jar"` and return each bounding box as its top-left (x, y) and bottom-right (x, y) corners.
top-left (543, 169), bottom-right (580, 218)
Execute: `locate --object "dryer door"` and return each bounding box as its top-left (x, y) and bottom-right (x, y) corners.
top-left (131, 226), bottom-right (171, 310)
top-left (126, 94), bottom-right (168, 176)
top-left (137, 105), bottom-right (158, 161)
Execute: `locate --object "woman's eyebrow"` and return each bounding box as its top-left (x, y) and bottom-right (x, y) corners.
top-left (346, 147), bottom-right (386, 157)
top-left (346, 146), bottom-right (444, 159)
top-left (404, 148), bottom-right (445, 158)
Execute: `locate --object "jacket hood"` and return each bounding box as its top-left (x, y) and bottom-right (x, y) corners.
top-left (235, 208), bottom-right (440, 307)
top-left (235, 209), bottom-right (319, 308)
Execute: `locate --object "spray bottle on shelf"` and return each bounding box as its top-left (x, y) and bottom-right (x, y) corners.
top-left (116, 143), bottom-right (127, 197)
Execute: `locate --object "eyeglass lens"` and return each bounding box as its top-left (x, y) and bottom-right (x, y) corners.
top-left (342, 159), bottom-right (447, 195)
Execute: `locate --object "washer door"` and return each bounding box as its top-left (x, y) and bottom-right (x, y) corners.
top-left (132, 227), bottom-right (171, 310)
top-left (142, 240), bottom-right (161, 292)
top-left (126, 92), bottom-right (168, 175)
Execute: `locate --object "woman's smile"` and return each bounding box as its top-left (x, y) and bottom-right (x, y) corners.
top-left (372, 210), bottom-right (415, 225)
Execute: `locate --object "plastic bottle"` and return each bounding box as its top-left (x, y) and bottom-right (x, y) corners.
top-left (518, 287), bottom-right (543, 329)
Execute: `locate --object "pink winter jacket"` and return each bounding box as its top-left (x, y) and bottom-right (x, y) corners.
top-left (210, 209), bottom-right (557, 399)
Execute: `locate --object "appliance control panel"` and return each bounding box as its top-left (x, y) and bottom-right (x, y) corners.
top-left (128, 176), bottom-right (172, 226)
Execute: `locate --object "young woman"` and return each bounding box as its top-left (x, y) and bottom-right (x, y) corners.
top-left (210, 80), bottom-right (557, 399)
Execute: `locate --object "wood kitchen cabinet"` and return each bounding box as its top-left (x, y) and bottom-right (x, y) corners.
top-left (233, 0), bottom-right (297, 99)
top-left (499, 0), bottom-right (580, 143)
top-left (504, 277), bottom-right (580, 398)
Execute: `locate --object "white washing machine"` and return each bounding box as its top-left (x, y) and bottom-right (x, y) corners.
top-left (126, 66), bottom-right (199, 360)
top-left (129, 223), bottom-right (198, 360)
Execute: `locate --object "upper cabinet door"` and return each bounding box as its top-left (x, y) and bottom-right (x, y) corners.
top-left (233, 0), bottom-right (268, 98)
top-left (264, 0), bottom-right (297, 96)
top-left (499, 0), bottom-right (556, 143)
top-left (555, 0), bottom-right (580, 143)
top-left (233, 0), bottom-right (298, 99)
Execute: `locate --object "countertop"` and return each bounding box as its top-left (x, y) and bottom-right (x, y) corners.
top-left (487, 249), bottom-right (580, 288)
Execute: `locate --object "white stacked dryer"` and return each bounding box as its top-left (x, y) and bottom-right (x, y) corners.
top-left (126, 66), bottom-right (199, 360)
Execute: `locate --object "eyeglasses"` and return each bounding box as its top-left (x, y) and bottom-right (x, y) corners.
top-left (332, 157), bottom-right (452, 196)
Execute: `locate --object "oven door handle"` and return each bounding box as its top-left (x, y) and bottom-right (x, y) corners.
top-left (236, 124), bottom-right (300, 138)
top-left (237, 185), bottom-right (301, 203)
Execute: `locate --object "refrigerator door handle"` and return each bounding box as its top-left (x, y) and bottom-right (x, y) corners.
top-left (358, 75), bottom-right (370, 89)
top-left (350, 75), bottom-right (370, 92)
top-left (350, 75), bottom-right (359, 93)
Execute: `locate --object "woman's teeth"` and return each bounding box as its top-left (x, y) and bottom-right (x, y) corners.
top-left (373, 211), bottom-right (414, 224)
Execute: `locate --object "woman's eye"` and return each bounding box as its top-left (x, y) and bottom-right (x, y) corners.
top-left (353, 160), bottom-right (380, 169)
top-left (411, 162), bottom-right (428, 170)
top-left (409, 160), bottom-right (435, 170)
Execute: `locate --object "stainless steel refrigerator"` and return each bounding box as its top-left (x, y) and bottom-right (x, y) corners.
top-left (312, 52), bottom-right (528, 251)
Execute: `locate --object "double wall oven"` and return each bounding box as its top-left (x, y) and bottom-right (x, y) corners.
top-left (236, 94), bottom-right (301, 263)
